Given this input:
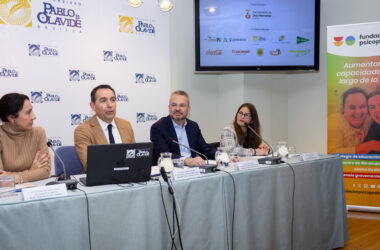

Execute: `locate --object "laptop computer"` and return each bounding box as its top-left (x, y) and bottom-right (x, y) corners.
top-left (80, 142), bottom-right (153, 186)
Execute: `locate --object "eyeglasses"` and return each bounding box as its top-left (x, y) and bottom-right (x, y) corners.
top-left (238, 111), bottom-right (251, 118)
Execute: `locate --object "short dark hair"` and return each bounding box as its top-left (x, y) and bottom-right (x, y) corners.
top-left (341, 87), bottom-right (367, 113)
top-left (170, 90), bottom-right (190, 105)
top-left (90, 84), bottom-right (115, 103)
top-left (0, 93), bottom-right (30, 122)
top-left (367, 90), bottom-right (380, 100)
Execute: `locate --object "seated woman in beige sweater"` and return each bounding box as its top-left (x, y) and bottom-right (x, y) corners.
top-left (0, 93), bottom-right (51, 184)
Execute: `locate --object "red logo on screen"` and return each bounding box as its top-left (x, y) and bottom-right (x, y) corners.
top-left (206, 49), bottom-right (222, 55)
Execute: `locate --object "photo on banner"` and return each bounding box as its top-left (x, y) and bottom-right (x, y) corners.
top-left (327, 22), bottom-right (380, 208)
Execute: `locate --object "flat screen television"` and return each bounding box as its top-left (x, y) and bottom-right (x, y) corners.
top-left (195, 0), bottom-right (320, 72)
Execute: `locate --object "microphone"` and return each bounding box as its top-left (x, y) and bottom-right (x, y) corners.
top-left (46, 142), bottom-right (78, 189)
top-left (244, 123), bottom-right (281, 165)
top-left (167, 137), bottom-right (217, 172)
top-left (160, 166), bottom-right (173, 194)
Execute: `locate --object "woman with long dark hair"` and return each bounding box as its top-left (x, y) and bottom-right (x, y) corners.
top-left (220, 103), bottom-right (269, 156)
top-left (0, 93), bottom-right (50, 183)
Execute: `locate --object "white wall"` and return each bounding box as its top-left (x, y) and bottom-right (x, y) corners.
top-left (170, 0), bottom-right (380, 154)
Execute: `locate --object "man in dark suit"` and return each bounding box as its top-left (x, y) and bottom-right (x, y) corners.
top-left (150, 90), bottom-right (215, 166)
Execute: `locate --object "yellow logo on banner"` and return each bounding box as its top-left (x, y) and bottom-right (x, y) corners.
top-left (119, 15), bottom-right (133, 33)
top-left (0, 0), bottom-right (32, 27)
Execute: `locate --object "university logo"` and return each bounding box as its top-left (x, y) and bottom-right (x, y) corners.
top-left (146, 113), bottom-right (158, 121)
top-left (135, 18), bottom-right (155, 35)
top-left (119, 15), bottom-right (134, 33)
top-left (28, 44), bottom-right (58, 56)
top-left (69, 70), bottom-right (80, 81)
top-left (297, 36), bottom-right (310, 44)
top-left (135, 73), bottom-right (157, 84)
top-left (0, 0), bottom-right (32, 27)
top-left (29, 44), bottom-right (41, 56)
top-left (47, 138), bottom-right (62, 147)
top-left (69, 70), bottom-right (96, 81)
top-left (71, 114), bottom-right (82, 125)
top-left (126, 149), bottom-right (136, 159)
top-left (37, 2), bottom-right (82, 30)
top-left (269, 49), bottom-right (281, 56)
top-left (289, 49), bottom-right (311, 56)
top-left (103, 50), bottom-right (127, 62)
top-left (31, 91), bottom-right (61, 103)
top-left (345, 36), bottom-right (355, 45)
top-left (71, 114), bottom-right (90, 126)
top-left (136, 149), bottom-right (150, 157)
top-left (116, 93), bottom-right (128, 102)
top-left (31, 92), bottom-right (43, 103)
top-left (0, 67), bottom-right (19, 78)
top-left (136, 113), bottom-right (145, 123)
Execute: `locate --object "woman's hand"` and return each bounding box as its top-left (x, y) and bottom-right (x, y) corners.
top-left (356, 140), bottom-right (380, 154)
top-left (255, 142), bottom-right (270, 156)
top-left (31, 150), bottom-right (50, 169)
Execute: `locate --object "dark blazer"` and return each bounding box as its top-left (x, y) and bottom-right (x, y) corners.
top-left (150, 115), bottom-right (216, 165)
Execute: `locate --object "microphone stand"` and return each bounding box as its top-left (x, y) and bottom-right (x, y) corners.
top-left (167, 137), bottom-right (217, 172)
top-left (244, 123), bottom-right (281, 165)
top-left (46, 142), bottom-right (78, 189)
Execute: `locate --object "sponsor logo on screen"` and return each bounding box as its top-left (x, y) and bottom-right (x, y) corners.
top-left (135, 73), bottom-right (157, 84)
top-left (30, 91), bottom-right (61, 103)
top-left (71, 114), bottom-right (91, 126)
top-left (246, 10), bottom-right (271, 19)
top-left (257, 48), bottom-right (263, 56)
top-left (69, 70), bottom-right (96, 81)
top-left (252, 36), bottom-right (266, 42)
top-left (136, 112), bottom-right (158, 123)
top-left (36, 1), bottom-right (82, 32)
top-left (297, 36), bottom-right (310, 44)
top-left (103, 50), bottom-right (127, 62)
top-left (119, 15), bottom-right (155, 35)
top-left (0, 0), bottom-right (32, 27)
top-left (116, 93), bottom-right (128, 102)
top-left (204, 36), bottom-right (221, 42)
top-left (276, 35), bottom-right (290, 44)
top-left (206, 49), bottom-right (222, 55)
top-left (245, 9), bottom-right (251, 19)
top-left (269, 49), bottom-right (281, 56)
top-left (0, 67), bottom-right (19, 78)
top-left (232, 50), bottom-right (250, 55)
top-left (289, 49), bottom-right (310, 56)
top-left (28, 44), bottom-right (59, 56)
top-left (48, 138), bottom-right (63, 147)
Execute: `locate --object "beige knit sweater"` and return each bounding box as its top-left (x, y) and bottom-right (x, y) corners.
top-left (0, 122), bottom-right (51, 182)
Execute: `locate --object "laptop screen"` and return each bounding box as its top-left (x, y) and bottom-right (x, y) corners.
top-left (85, 142), bottom-right (153, 186)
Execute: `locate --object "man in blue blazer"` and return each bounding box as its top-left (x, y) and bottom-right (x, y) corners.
top-left (150, 90), bottom-right (216, 166)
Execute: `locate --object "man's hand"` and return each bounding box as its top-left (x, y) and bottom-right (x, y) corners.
top-left (184, 156), bottom-right (206, 166)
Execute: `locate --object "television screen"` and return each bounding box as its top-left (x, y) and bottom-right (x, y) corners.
top-left (195, 0), bottom-right (320, 72)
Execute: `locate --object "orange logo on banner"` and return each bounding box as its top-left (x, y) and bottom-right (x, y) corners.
top-left (119, 15), bottom-right (133, 33)
top-left (0, 0), bottom-right (32, 27)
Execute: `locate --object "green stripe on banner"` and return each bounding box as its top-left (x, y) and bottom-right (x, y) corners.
top-left (343, 160), bottom-right (380, 167)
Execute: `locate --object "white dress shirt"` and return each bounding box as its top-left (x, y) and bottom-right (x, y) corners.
top-left (96, 116), bottom-right (122, 144)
